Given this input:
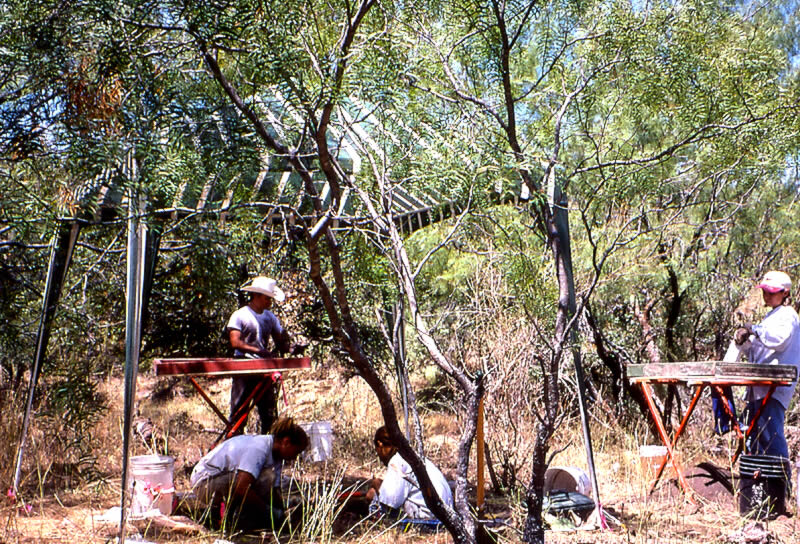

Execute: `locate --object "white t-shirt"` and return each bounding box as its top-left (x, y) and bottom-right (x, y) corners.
top-left (378, 453), bottom-right (453, 520)
top-left (226, 306), bottom-right (285, 356)
top-left (745, 304), bottom-right (800, 408)
top-left (190, 435), bottom-right (281, 487)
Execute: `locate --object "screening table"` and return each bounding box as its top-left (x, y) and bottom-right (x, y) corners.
top-left (628, 361), bottom-right (797, 498)
top-left (154, 356), bottom-right (311, 447)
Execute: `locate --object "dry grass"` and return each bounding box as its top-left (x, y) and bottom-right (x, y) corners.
top-left (4, 370), bottom-right (800, 544)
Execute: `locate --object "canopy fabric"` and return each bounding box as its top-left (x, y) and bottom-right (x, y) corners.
top-left (62, 101), bottom-right (483, 235)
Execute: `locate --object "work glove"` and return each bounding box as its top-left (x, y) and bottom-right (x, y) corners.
top-left (734, 324), bottom-right (754, 345)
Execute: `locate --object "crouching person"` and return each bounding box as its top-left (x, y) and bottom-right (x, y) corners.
top-left (190, 417), bottom-right (309, 531)
top-left (366, 426), bottom-right (453, 520)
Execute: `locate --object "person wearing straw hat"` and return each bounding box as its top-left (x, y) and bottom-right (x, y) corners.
top-left (226, 276), bottom-right (292, 434)
top-left (734, 270), bottom-right (800, 458)
top-left (190, 417), bottom-right (309, 530)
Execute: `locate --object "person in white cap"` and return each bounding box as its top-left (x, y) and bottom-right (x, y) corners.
top-left (226, 276), bottom-right (292, 434)
top-left (734, 270), bottom-right (800, 457)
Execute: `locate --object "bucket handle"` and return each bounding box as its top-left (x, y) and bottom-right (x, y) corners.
top-left (135, 481), bottom-right (175, 497)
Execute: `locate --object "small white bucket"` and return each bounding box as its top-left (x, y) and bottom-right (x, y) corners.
top-left (129, 455), bottom-right (175, 517)
top-left (301, 421), bottom-right (333, 462)
top-left (544, 466), bottom-right (592, 496)
top-left (639, 445), bottom-right (669, 479)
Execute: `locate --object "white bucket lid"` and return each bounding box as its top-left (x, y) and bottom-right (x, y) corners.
top-left (130, 455), bottom-right (174, 470)
top-left (639, 445), bottom-right (667, 457)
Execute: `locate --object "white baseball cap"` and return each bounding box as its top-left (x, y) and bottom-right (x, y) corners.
top-left (756, 271), bottom-right (792, 294)
top-left (241, 276), bottom-right (285, 302)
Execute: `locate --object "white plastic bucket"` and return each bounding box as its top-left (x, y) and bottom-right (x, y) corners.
top-left (639, 445), bottom-right (669, 479)
top-left (544, 466), bottom-right (592, 496)
top-left (301, 421), bottom-right (333, 462)
top-left (129, 455), bottom-right (175, 517)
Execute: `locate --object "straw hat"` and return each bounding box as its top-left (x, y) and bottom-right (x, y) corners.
top-left (242, 276), bottom-right (285, 302)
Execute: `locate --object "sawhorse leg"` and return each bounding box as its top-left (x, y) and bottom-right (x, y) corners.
top-left (711, 385), bottom-right (744, 441)
top-left (732, 384), bottom-right (777, 463)
top-left (650, 384), bottom-right (704, 494)
top-left (184, 373), bottom-right (283, 449)
top-left (189, 377), bottom-right (228, 423)
top-left (187, 377), bottom-right (268, 448)
top-left (639, 382), bottom-right (696, 501)
top-left (214, 378), bottom-right (274, 446)
top-left (710, 384), bottom-right (744, 464)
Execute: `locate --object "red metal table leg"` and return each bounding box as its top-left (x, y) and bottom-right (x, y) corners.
top-left (711, 385), bottom-right (743, 441)
top-left (639, 382), bottom-right (694, 500)
top-left (732, 384), bottom-right (778, 463)
top-left (652, 385), bottom-right (703, 487)
top-left (189, 377), bottom-right (230, 424)
top-left (214, 377), bottom-right (273, 445)
top-left (712, 384), bottom-right (745, 463)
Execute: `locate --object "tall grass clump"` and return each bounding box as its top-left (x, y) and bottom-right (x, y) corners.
top-left (283, 465), bottom-right (354, 542)
top-left (0, 391), bottom-right (22, 490)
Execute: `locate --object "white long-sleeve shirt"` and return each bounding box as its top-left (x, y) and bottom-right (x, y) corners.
top-left (744, 304), bottom-right (800, 408)
top-left (377, 453), bottom-right (453, 520)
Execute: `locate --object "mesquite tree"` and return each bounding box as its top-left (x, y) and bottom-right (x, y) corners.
top-left (393, 0), bottom-right (800, 540)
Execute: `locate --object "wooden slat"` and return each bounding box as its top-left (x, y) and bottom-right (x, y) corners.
top-left (715, 363), bottom-right (796, 380)
top-left (153, 357), bottom-right (311, 377)
top-left (627, 361), bottom-right (797, 382)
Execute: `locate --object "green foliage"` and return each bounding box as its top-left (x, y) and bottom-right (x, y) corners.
top-left (406, 206), bottom-right (556, 329)
top-left (146, 222), bottom-right (242, 358)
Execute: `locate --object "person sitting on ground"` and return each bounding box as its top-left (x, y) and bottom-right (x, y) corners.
top-left (734, 270), bottom-right (800, 458)
top-left (190, 417), bottom-right (309, 530)
top-left (365, 426), bottom-right (453, 520)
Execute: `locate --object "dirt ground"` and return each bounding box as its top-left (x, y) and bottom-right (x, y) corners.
top-left (4, 485), bottom-right (799, 544)
top-left (4, 371), bottom-right (800, 544)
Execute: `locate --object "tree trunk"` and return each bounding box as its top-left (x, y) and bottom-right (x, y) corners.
top-left (523, 211), bottom-right (569, 542)
top-left (522, 425), bottom-right (549, 544)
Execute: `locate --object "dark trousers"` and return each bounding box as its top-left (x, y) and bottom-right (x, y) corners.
top-left (230, 376), bottom-right (278, 434)
top-left (742, 397), bottom-right (789, 458)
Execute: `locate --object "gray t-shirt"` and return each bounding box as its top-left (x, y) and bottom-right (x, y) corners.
top-left (226, 305), bottom-right (285, 356)
top-left (190, 434), bottom-right (281, 487)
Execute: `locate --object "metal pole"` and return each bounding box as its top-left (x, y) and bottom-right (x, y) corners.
top-left (14, 222), bottom-right (80, 491)
top-left (552, 183), bottom-right (606, 527)
top-left (119, 165), bottom-right (146, 543)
